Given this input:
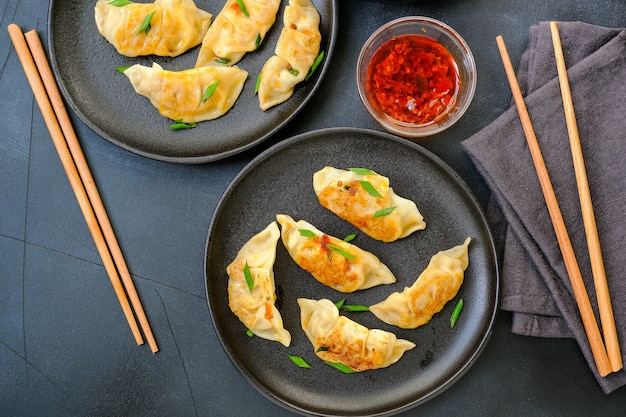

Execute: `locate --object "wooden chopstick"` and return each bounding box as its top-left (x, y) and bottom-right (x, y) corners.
top-left (495, 35), bottom-right (612, 377)
top-left (8, 24), bottom-right (158, 353)
top-left (550, 21), bottom-right (621, 372)
top-left (23, 28), bottom-right (159, 354)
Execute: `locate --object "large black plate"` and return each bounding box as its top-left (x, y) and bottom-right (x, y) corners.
top-left (47, 0), bottom-right (337, 163)
top-left (205, 128), bottom-right (499, 416)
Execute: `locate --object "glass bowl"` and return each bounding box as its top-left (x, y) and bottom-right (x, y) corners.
top-left (356, 16), bottom-right (477, 138)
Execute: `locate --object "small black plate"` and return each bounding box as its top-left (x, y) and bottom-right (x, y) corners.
top-left (48, 0), bottom-right (337, 163)
top-left (205, 128), bottom-right (499, 416)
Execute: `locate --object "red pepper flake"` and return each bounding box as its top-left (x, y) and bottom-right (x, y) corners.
top-left (230, 2), bottom-right (242, 13)
top-left (319, 234), bottom-right (331, 252)
top-left (366, 35), bottom-right (459, 124)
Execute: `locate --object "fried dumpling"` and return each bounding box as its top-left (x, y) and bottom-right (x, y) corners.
top-left (195, 0), bottom-right (281, 67)
top-left (95, 0), bottom-right (212, 57)
top-left (298, 298), bottom-right (415, 372)
top-left (226, 222), bottom-right (291, 347)
top-left (370, 238), bottom-right (471, 329)
top-left (276, 214), bottom-right (395, 293)
top-left (123, 62), bottom-right (247, 123)
top-left (257, 0), bottom-right (322, 110)
top-left (313, 167), bottom-right (426, 242)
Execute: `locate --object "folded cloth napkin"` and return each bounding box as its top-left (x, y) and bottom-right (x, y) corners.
top-left (461, 21), bottom-right (626, 393)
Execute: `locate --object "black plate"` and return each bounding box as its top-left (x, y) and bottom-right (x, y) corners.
top-left (47, 0), bottom-right (337, 163)
top-left (205, 128), bottom-right (499, 416)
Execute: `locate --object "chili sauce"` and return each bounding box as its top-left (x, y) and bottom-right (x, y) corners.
top-left (366, 35), bottom-right (459, 125)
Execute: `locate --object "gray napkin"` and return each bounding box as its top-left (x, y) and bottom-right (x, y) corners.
top-left (461, 21), bottom-right (626, 393)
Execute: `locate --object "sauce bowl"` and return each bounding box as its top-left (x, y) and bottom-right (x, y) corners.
top-left (357, 16), bottom-right (477, 138)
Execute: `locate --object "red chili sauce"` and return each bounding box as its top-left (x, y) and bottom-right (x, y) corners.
top-left (367, 35), bottom-right (459, 125)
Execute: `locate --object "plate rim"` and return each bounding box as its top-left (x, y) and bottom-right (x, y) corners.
top-left (204, 127), bottom-right (500, 416)
top-left (46, 0), bottom-right (339, 164)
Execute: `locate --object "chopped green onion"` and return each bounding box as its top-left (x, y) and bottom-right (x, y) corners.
top-left (288, 68), bottom-right (300, 76)
top-left (348, 167), bottom-right (375, 176)
top-left (214, 57), bottom-right (231, 65)
top-left (298, 229), bottom-right (317, 238)
top-left (316, 346), bottom-right (330, 353)
top-left (335, 298), bottom-right (369, 312)
top-left (359, 180), bottom-right (383, 198)
top-left (109, 0), bottom-right (132, 6)
top-left (254, 72), bottom-right (262, 95)
top-left (169, 119), bottom-right (197, 130)
top-left (343, 233), bottom-right (357, 243)
top-left (137, 10), bottom-right (156, 35)
top-left (450, 298), bottom-right (464, 328)
top-left (341, 304), bottom-right (370, 312)
top-left (254, 33), bottom-right (262, 49)
top-left (324, 361), bottom-right (356, 374)
top-left (288, 355), bottom-right (311, 368)
top-left (201, 81), bottom-right (220, 104)
top-left (373, 206), bottom-right (397, 218)
top-left (243, 261), bottom-right (254, 293)
top-left (115, 66), bottom-right (130, 73)
top-left (305, 50), bottom-right (324, 81)
top-left (325, 244), bottom-right (355, 261)
top-left (246, 329), bottom-right (255, 337)
top-left (236, 0), bottom-right (250, 17)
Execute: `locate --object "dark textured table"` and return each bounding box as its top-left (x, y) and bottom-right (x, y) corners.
top-left (2, 0), bottom-right (625, 416)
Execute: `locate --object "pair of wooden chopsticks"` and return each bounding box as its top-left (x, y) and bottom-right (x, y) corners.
top-left (8, 24), bottom-right (158, 353)
top-left (496, 22), bottom-right (621, 377)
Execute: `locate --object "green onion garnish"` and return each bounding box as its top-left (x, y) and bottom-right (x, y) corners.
top-left (288, 68), bottom-right (299, 76)
top-left (169, 119), bottom-right (197, 130)
top-left (341, 304), bottom-right (370, 312)
top-left (288, 355), bottom-right (311, 368)
top-left (298, 229), bottom-right (317, 238)
top-left (348, 167), bottom-right (376, 176)
top-left (359, 180), bottom-right (383, 198)
top-left (305, 50), bottom-right (324, 81)
top-left (137, 10), bottom-right (156, 35)
top-left (373, 206), bottom-right (396, 218)
top-left (236, 0), bottom-right (250, 17)
top-left (214, 57), bottom-right (231, 65)
top-left (243, 261), bottom-right (254, 293)
top-left (201, 81), bottom-right (220, 104)
top-left (316, 346), bottom-right (330, 353)
top-left (254, 33), bottom-right (262, 49)
top-left (246, 329), bottom-right (255, 337)
top-left (335, 298), bottom-right (369, 312)
top-left (109, 0), bottom-right (132, 6)
top-left (324, 361), bottom-right (356, 374)
top-left (343, 233), bottom-right (356, 243)
top-left (325, 244), bottom-right (355, 261)
top-left (450, 298), bottom-right (464, 328)
top-left (115, 66), bottom-right (130, 73)
top-left (254, 72), bottom-right (262, 95)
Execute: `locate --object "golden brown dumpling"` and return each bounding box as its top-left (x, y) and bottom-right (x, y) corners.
top-left (370, 238), bottom-right (471, 329)
top-left (313, 167), bottom-right (426, 242)
top-left (227, 222), bottom-right (291, 347)
top-left (195, 0), bottom-right (281, 67)
top-left (257, 0), bottom-right (322, 110)
top-left (95, 0), bottom-right (212, 57)
top-left (298, 298), bottom-right (415, 372)
top-left (123, 62), bottom-right (247, 123)
top-left (276, 214), bottom-right (395, 293)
